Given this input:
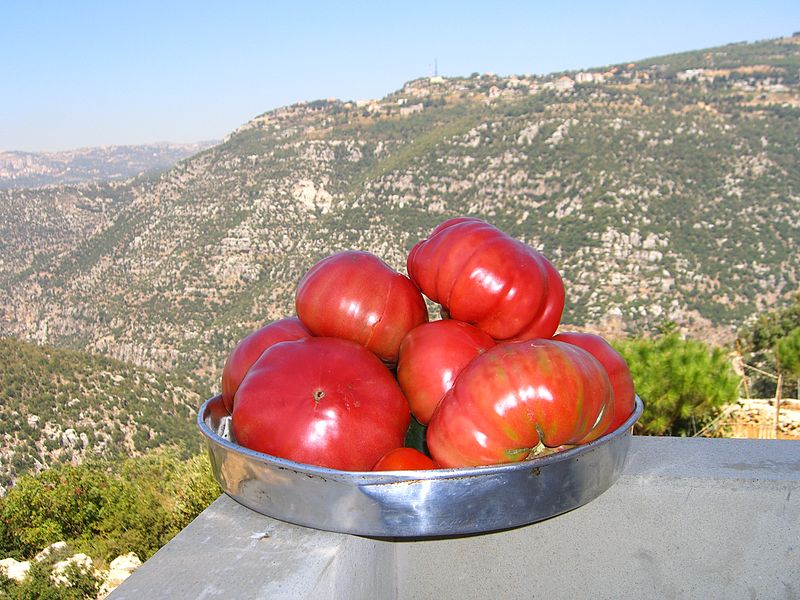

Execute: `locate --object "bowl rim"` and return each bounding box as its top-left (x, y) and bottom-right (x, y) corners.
top-left (197, 394), bottom-right (643, 483)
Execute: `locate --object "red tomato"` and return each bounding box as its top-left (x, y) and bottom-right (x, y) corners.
top-left (553, 332), bottom-right (636, 434)
top-left (373, 447), bottom-right (438, 471)
top-left (407, 218), bottom-right (564, 341)
top-left (220, 317), bottom-right (311, 413)
top-left (397, 319), bottom-right (495, 425)
top-left (426, 339), bottom-right (613, 468)
top-left (232, 337), bottom-right (410, 471)
top-left (295, 251), bottom-right (428, 363)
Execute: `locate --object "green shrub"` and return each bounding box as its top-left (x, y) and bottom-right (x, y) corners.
top-left (614, 334), bottom-right (740, 436)
top-left (0, 451), bottom-right (220, 563)
top-left (738, 293), bottom-right (800, 398)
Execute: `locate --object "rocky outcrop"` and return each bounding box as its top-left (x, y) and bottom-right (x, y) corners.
top-left (0, 541), bottom-right (142, 598)
top-left (98, 552), bottom-right (142, 598)
top-left (50, 553), bottom-right (95, 586)
top-left (0, 557), bottom-right (31, 582)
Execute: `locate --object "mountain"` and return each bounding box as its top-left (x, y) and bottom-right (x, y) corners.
top-left (0, 181), bottom-right (137, 286)
top-left (0, 337), bottom-right (204, 491)
top-left (1, 35), bottom-right (798, 390)
top-left (0, 142), bottom-right (216, 189)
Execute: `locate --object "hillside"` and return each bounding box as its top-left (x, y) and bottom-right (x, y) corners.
top-left (0, 181), bottom-right (137, 286)
top-left (1, 35), bottom-right (798, 388)
top-left (0, 337), bottom-right (204, 491)
top-left (0, 142), bottom-right (216, 189)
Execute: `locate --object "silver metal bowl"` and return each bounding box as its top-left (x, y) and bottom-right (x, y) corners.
top-left (198, 394), bottom-right (643, 537)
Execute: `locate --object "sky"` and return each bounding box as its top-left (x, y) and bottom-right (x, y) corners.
top-left (2, 1), bottom-right (799, 152)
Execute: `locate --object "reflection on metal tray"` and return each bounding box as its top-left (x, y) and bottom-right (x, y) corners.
top-left (198, 394), bottom-right (643, 538)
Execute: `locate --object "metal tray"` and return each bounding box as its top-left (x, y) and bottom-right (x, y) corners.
top-left (198, 394), bottom-right (643, 538)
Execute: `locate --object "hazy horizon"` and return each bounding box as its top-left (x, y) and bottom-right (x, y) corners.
top-left (2, 0), bottom-right (799, 153)
top-left (0, 139), bottom-right (219, 155)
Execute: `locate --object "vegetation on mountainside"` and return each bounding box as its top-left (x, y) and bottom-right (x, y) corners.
top-left (632, 37), bottom-right (800, 77)
top-left (2, 37), bottom-right (798, 388)
top-left (0, 337), bottom-right (203, 490)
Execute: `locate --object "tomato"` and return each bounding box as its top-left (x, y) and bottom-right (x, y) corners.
top-left (373, 447), bottom-right (438, 471)
top-left (397, 319), bottom-right (495, 425)
top-left (295, 251), bottom-right (428, 364)
top-left (426, 339), bottom-right (613, 468)
top-left (231, 337), bottom-right (410, 471)
top-left (553, 332), bottom-right (636, 433)
top-left (220, 317), bottom-right (311, 413)
top-left (407, 218), bottom-right (564, 341)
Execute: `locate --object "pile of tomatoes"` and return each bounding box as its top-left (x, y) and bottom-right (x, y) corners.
top-left (222, 217), bottom-right (635, 471)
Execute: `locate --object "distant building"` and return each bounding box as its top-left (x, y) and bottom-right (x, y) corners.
top-left (553, 76), bottom-right (575, 92)
top-left (677, 69), bottom-right (706, 82)
top-left (356, 100), bottom-right (382, 114)
top-left (575, 72), bottom-right (605, 84)
top-left (399, 103), bottom-right (424, 116)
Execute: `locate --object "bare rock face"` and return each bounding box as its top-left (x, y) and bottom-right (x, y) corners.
top-left (50, 553), bottom-right (94, 586)
top-left (50, 552), bottom-right (94, 585)
top-left (291, 179), bottom-right (333, 214)
top-left (34, 540), bottom-right (68, 562)
top-left (0, 557), bottom-right (31, 582)
top-left (61, 428), bottom-right (79, 448)
top-left (98, 552), bottom-right (142, 598)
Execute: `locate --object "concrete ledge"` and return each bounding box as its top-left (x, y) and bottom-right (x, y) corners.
top-left (110, 437), bottom-right (800, 599)
top-left (107, 495), bottom-right (395, 599)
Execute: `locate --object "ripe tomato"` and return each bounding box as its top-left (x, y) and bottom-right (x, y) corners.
top-left (231, 337), bottom-right (410, 471)
top-left (373, 447), bottom-right (438, 471)
top-left (295, 251), bottom-right (428, 364)
top-left (220, 317), bottom-right (311, 413)
top-left (426, 339), bottom-right (613, 468)
top-left (397, 319), bottom-right (495, 425)
top-left (407, 218), bottom-right (564, 341)
top-left (553, 332), bottom-right (636, 433)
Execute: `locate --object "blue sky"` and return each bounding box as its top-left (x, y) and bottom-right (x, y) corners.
top-left (2, 1), bottom-right (798, 152)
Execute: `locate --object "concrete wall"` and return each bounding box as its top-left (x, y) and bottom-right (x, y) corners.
top-left (110, 437), bottom-right (800, 600)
